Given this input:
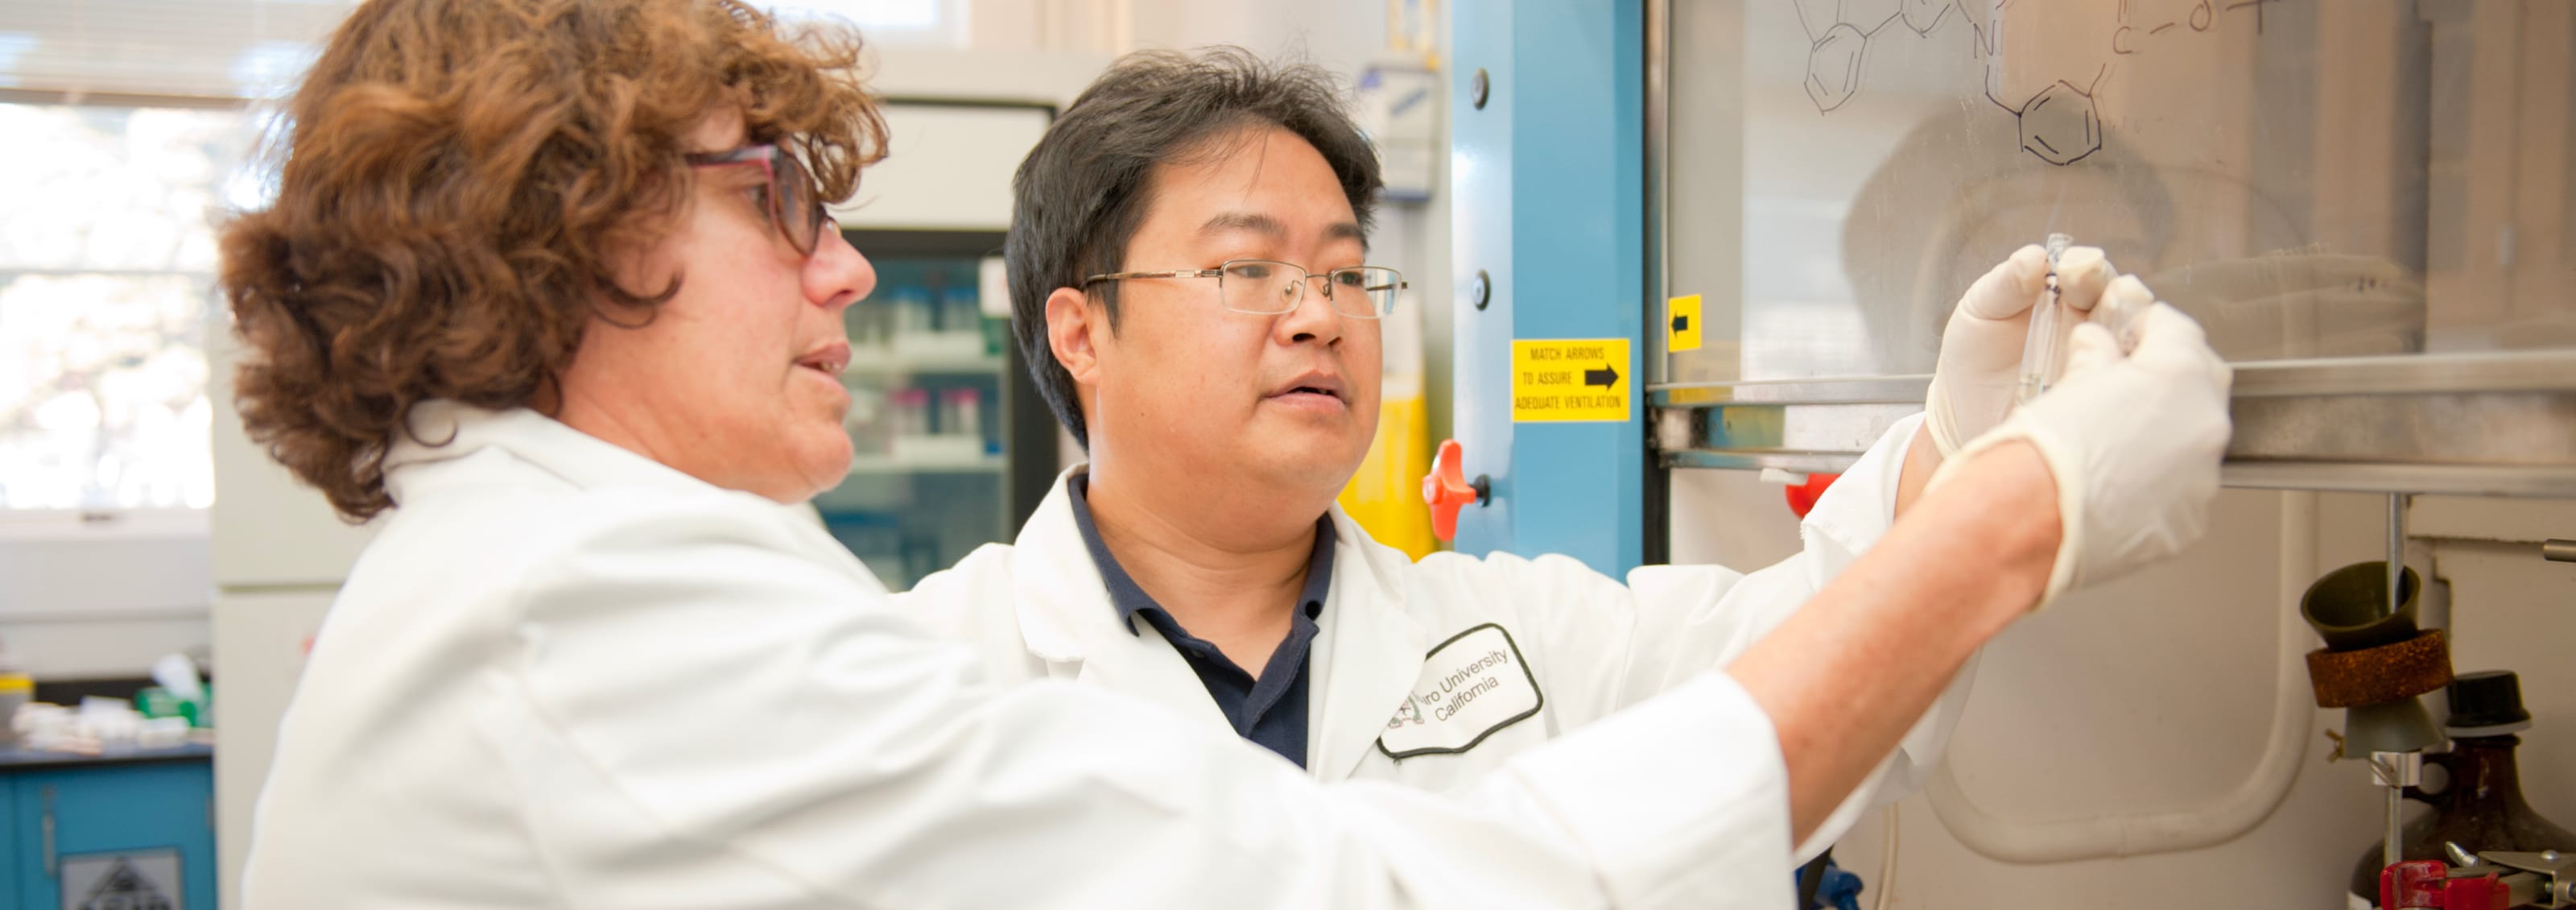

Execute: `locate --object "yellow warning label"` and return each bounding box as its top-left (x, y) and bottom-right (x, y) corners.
top-left (1666, 295), bottom-right (1703, 352)
top-left (1512, 338), bottom-right (1631, 423)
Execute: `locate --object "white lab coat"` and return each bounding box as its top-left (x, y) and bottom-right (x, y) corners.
top-left (900, 413), bottom-right (1967, 863)
top-left (240, 400), bottom-right (1824, 909)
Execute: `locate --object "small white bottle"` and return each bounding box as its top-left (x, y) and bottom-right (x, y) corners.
top-left (943, 388), bottom-right (983, 441)
top-left (0, 638), bottom-right (31, 747)
top-left (892, 388), bottom-right (931, 440)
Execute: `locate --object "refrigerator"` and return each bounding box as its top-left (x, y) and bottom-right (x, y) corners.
top-left (819, 228), bottom-right (1059, 590)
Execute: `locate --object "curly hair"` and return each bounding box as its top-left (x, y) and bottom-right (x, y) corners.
top-left (218, 0), bottom-right (886, 521)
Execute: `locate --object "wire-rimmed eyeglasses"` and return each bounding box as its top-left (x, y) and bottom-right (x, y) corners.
top-left (1083, 259), bottom-right (1408, 319)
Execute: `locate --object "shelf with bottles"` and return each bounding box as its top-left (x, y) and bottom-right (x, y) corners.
top-left (813, 468), bottom-right (1009, 591)
top-left (841, 351), bottom-right (1006, 376)
top-left (842, 378), bottom-right (1003, 471)
top-left (812, 509), bottom-right (947, 592)
top-left (844, 451), bottom-right (1009, 475)
top-left (846, 270), bottom-right (1012, 373)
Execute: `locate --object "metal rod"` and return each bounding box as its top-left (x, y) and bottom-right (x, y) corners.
top-left (2388, 494), bottom-right (2406, 617)
top-left (1643, 0), bottom-right (1670, 387)
top-left (2387, 782), bottom-right (2405, 870)
top-left (2545, 539), bottom-right (2576, 563)
top-left (1647, 349), bottom-right (2576, 398)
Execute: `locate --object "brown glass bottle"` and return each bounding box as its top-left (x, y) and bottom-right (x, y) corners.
top-left (2347, 672), bottom-right (2575, 905)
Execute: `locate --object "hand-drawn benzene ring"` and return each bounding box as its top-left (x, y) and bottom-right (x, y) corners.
top-left (1793, 0), bottom-right (2278, 166)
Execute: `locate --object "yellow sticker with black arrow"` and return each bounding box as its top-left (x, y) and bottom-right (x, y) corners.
top-left (1666, 295), bottom-right (1703, 352)
top-left (1511, 338), bottom-right (1630, 423)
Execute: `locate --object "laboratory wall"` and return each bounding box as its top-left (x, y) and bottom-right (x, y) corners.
top-left (0, 515), bottom-right (210, 677)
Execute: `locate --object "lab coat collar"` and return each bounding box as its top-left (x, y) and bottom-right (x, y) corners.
top-left (1061, 472), bottom-right (1336, 637)
top-left (1305, 507), bottom-right (1428, 782)
top-left (383, 400), bottom-right (729, 503)
top-left (1011, 465), bottom-right (1426, 780)
top-left (1007, 468), bottom-right (1236, 733)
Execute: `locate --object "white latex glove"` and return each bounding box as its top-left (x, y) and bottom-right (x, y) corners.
top-left (1924, 244), bottom-right (2118, 457)
top-left (1932, 295), bottom-right (2233, 610)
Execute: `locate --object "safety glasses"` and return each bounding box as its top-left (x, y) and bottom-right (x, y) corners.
top-left (683, 143), bottom-right (828, 258)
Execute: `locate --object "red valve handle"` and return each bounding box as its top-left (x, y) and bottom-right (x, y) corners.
top-left (2384, 860), bottom-right (2446, 908)
top-left (1423, 438), bottom-right (1481, 542)
top-left (1783, 472), bottom-right (1842, 519)
top-left (2380, 860), bottom-right (2508, 909)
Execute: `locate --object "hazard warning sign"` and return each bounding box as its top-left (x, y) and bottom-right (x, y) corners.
top-left (61, 850), bottom-right (181, 910)
top-left (1511, 338), bottom-right (1631, 423)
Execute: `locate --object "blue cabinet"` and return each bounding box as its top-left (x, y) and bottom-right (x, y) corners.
top-left (3, 752), bottom-right (214, 910)
top-left (0, 781), bottom-right (14, 887)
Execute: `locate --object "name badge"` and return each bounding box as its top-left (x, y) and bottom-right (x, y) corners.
top-left (1377, 623), bottom-right (1544, 759)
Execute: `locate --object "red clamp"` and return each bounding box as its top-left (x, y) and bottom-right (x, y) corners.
top-left (2381, 861), bottom-right (2509, 909)
top-left (1783, 472), bottom-right (1842, 519)
top-left (1422, 439), bottom-right (1489, 543)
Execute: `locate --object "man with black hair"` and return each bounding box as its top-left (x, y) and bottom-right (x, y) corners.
top-left (900, 43), bottom-right (2232, 889)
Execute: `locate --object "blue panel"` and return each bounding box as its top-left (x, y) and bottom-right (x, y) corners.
top-left (14, 763), bottom-right (217, 910)
top-left (1450, 0), bottom-right (1517, 556)
top-left (0, 781), bottom-right (14, 896)
top-left (10, 775), bottom-right (33, 910)
top-left (1451, 0), bottom-right (1646, 575)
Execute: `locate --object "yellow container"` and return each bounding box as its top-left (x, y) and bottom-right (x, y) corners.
top-left (1337, 291), bottom-right (1437, 560)
top-left (1340, 374), bottom-right (1435, 559)
top-left (0, 671), bottom-right (29, 747)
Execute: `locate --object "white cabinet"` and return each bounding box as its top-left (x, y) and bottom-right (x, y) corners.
top-left (828, 102), bottom-right (1056, 231)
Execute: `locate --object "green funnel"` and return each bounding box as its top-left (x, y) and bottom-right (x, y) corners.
top-left (2302, 561), bottom-right (2421, 651)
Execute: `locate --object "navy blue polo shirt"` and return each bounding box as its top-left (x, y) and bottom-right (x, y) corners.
top-left (1066, 474), bottom-right (1332, 767)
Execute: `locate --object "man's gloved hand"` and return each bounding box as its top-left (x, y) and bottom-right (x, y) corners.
top-left (1933, 283), bottom-right (2233, 610)
top-left (1923, 244), bottom-right (2118, 459)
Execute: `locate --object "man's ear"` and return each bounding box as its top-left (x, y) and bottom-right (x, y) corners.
top-left (1045, 286), bottom-right (1104, 388)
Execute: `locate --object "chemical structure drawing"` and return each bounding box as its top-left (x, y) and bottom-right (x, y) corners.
top-left (1795, 0), bottom-right (2284, 166)
top-left (2017, 77), bottom-right (2103, 165)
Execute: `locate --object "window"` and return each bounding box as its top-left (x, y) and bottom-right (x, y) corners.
top-left (0, 0), bottom-right (969, 513)
top-left (761, 0), bottom-right (969, 48)
top-left (0, 103), bottom-right (259, 510)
